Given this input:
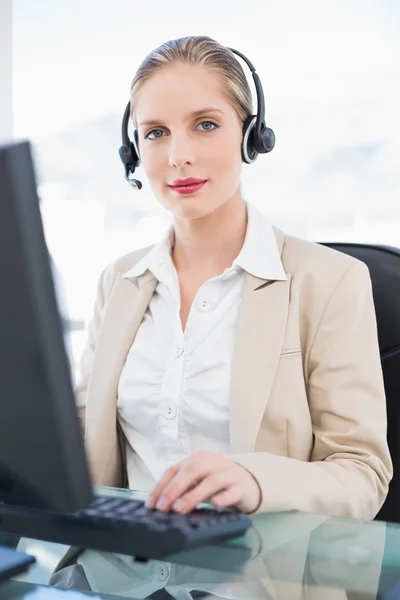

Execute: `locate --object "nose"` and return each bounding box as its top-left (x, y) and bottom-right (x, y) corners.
top-left (168, 133), bottom-right (194, 168)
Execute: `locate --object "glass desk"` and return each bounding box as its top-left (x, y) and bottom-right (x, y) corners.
top-left (1, 485), bottom-right (400, 599)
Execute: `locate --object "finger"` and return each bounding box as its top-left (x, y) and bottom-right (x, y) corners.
top-left (147, 451), bottom-right (208, 509)
top-left (156, 452), bottom-right (228, 511)
top-left (146, 463), bottom-right (180, 509)
top-left (172, 469), bottom-right (238, 514)
top-left (210, 483), bottom-right (243, 510)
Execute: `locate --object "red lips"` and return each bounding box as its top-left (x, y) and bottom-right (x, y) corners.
top-left (169, 178), bottom-right (208, 195)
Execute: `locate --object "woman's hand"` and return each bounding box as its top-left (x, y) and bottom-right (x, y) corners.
top-left (146, 450), bottom-right (261, 514)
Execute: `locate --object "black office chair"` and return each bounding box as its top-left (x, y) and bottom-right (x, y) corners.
top-left (321, 242), bottom-right (400, 524)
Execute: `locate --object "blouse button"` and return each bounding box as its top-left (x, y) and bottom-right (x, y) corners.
top-left (174, 345), bottom-right (184, 358)
top-left (156, 563), bottom-right (170, 581)
top-left (160, 402), bottom-right (177, 420)
top-left (196, 297), bottom-right (210, 312)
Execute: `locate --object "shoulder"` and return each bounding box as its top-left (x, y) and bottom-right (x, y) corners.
top-left (278, 228), bottom-right (370, 283)
top-left (277, 231), bottom-right (375, 350)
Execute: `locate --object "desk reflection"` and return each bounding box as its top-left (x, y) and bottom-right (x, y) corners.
top-left (49, 512), bottom-right (387, 599)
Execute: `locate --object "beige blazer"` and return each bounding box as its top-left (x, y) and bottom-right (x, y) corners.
top-left (76, 227), bottom-right (392, 519)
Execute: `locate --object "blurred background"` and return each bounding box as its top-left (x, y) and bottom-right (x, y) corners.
top-left (10, 0), bottom-right (400, 374)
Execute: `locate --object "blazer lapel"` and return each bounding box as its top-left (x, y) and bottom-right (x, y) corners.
top-left (230, 228), bottom-right (291, 454)
top-left (85, 271), bottom-right (157, 485)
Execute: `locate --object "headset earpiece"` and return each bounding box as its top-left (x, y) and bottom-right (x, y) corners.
top-left (119, 103), bottom-right (142, 189)
top-left (118, 140), bottom-right (139, 171)
top-left (254, 124), bottom-right (275, 154)
top-left (241, 116), bottom-right (275, 164)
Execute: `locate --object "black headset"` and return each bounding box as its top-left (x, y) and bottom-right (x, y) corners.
top-left (119, 47), bottom-right (275, 190)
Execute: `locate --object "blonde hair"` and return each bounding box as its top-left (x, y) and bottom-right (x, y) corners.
top-left (130, 36), bottom-right (253, 126)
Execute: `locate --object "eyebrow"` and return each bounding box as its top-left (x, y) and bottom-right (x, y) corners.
top-left (138, 107), bottom-right (225, 128)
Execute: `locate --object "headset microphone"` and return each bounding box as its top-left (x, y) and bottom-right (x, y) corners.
top-left (119, 46), bottom-right (275, 189)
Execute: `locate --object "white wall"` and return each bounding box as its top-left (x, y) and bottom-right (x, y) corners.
top-left (0, 0), bottom-right (12, 139)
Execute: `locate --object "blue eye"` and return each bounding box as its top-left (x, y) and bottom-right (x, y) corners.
top-left (144, 120), bottom-right (218, 140)
top-left (196, 121), bottom-right (218, 132)
top-left (145, 129), bottom-right (165, 140)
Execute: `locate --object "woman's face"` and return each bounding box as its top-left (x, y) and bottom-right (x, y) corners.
top-left (134, 63), bottom-right (244, 220)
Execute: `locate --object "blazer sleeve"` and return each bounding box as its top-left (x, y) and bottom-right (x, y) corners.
top-left (74, 267), bottom-right (110, 431)
top-left (233, 260), bottom-right (393, 520)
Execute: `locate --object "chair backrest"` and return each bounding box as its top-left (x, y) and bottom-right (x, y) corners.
top-left (321, 242), bottom-right (400, 524)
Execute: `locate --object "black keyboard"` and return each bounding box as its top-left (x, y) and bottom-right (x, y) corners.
top-left (0, 495), bottom-right (252, 559)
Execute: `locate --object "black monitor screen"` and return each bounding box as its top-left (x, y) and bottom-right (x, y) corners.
top-left (0, 140), bottom-right (92, 512)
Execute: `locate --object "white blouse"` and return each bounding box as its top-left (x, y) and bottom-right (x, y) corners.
top-left (117, 202), bottom-right (287, 491)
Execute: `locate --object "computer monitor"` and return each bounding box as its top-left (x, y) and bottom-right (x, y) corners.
top-left (0, 140), bottom-right (93, 513)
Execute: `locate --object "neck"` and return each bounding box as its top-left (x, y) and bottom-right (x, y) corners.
top-left (171, 193), bottom-right (247, 276)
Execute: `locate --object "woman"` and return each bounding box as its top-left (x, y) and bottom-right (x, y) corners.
top-left (77, 35), bottom-right (392, 520)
